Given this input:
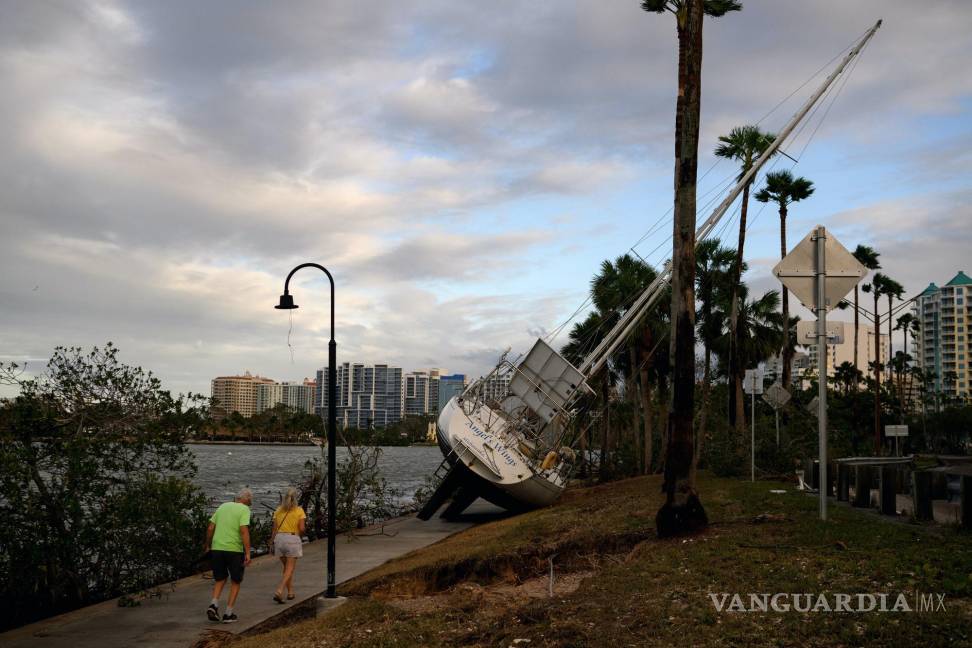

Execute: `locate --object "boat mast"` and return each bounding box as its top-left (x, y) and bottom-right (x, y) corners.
top-left (578, 19), bottom-right (882, 377)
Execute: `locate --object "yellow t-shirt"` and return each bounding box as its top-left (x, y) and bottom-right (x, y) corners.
top-left (273, 506), bottom-right (306, 534)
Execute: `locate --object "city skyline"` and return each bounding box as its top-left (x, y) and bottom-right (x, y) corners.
top-left (2, 1), bottom-right (971, 399)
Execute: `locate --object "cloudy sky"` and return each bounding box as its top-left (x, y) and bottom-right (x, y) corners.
top-left (2, 0), bottom-right (971, 397)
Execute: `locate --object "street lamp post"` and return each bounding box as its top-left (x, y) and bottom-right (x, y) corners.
top-left (275, 263), bottom-right (337, 598)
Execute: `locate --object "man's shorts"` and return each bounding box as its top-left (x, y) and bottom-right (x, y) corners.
top-left (210, 550), bottom-right (245, 583)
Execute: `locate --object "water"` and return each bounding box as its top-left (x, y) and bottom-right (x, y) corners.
top-left (189, 444), bottom-right (443, 514)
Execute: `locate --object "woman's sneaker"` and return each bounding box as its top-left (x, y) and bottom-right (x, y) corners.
top-left (222, 613), bottom-right (238, 624)
top-left (206, 604), bottom-right (219, 622)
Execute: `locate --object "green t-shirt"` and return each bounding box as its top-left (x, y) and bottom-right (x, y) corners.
top-left (209, 501), bottom-right (251, 553)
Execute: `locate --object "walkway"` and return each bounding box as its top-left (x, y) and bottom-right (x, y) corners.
top-left (1, 505), bottom-right (497, 648)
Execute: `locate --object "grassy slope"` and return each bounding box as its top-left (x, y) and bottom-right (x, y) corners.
top-left (222, 475), bottom-right (972, 648)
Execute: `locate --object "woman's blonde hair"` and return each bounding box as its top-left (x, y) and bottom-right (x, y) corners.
top-left (279, 487), bottom-right (298, 512)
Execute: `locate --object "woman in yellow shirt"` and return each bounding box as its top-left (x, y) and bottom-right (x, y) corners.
top-left (271, 487), bottom-right (306, 603)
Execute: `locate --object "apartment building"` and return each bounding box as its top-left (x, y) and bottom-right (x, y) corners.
top-left (806, 322), bottom-right (887, 378)
top-left (437, 374), bottom-right (467, 414)
top-left (914, 271), bottom-right (972, 398)
top-left (210, 371), bottom-right (275, 419)
top-left (316, 362), bottom-right (404, 429)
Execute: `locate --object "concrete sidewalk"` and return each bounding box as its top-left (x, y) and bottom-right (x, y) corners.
top-left (1, 506), bottom-right (495, 648)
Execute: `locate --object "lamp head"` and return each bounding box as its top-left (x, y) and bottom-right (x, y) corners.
top-left (275, 293), bottom-right (298, 310)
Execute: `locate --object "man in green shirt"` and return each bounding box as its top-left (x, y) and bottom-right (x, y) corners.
top-left (204, 488), bottom-right (252, 623)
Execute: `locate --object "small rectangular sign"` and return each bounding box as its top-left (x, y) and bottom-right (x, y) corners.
top-left (885, 425), bottom-right (908, 438)
top-left (743, 368), bottom-right (764, 394)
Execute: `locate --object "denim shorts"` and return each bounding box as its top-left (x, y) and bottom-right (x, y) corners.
top-left (274, 533), bottom-right (303, 558)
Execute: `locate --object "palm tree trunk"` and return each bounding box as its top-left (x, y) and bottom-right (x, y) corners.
top-left (887, 295), bottom-right (894, 384)
top-left (779, 203), bottom-right (791, 389)
top-left (873, 291), bottom-right (882, 453)
top-left (656, 0), bottom-right (707, 538)
top-left (601, 372), bottom-right (610, 479)
top-left (729, 182), bottom-right (750, 433)
top-left (853, 285), bottom-right (860, 390)
top-left (629, 345), bottom-right (642, 474)
top-left (693, 343), bottom-right (712, 478)
top-left (641, 368), bottom-right (653, 475)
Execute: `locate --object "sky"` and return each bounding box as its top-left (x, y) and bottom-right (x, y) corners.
top-left (1, 0), bottom-right (971, 397)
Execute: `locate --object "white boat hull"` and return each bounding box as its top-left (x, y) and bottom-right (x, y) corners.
top-left (436, 396), bottom-right (565, 510)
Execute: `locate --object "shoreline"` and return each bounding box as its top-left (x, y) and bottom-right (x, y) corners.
top-left (186, 439), bottom-right (316, 446)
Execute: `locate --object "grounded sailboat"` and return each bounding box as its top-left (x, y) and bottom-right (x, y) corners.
top-left (418, 19), bottom-right (882, 521)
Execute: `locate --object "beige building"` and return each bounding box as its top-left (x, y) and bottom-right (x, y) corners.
top-left (210, 371), bottom-right (275, 419)
top-left (806, 322), bottom-right (888, 378)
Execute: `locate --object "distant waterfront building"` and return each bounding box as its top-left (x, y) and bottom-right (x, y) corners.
top-left (255, 382), bottom-right (283, 413)
top-left (211, 371), bottom-right (275, 419)
top-left (437, 374), bottom-right (467, 414)
top-left (317, 362), bottom-right (404, 429)
top-left (764, 352), bottom-right (809, 387)
top-left (806, 322), bottom-right (887, 379)
top-left (404, 371), bottom-right (430, 417)
top-left (914, 271), bottom-right (972, 398)
top-left (482, 372), bottom-right (512, 404)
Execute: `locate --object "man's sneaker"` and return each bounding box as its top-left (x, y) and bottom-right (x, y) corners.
top-left (206, 604), bottom-right (219, 622)
top-left (222, 613), bottom-right (238, 624)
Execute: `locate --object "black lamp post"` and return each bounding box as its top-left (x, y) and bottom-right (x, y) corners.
top-left (275, 262), bottom-right (337, 598)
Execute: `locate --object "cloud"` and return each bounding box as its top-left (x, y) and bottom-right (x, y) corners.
top-left (1, 0), bottom-right (971, 397)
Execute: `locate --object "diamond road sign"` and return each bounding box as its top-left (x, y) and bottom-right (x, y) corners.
top-left (773, 227), bottom-right (867, 312)
top-left (762, 382), bottom-right (791, 410)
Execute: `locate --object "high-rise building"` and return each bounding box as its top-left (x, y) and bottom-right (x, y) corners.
top-left (914, 271), bottom-right (972, 398)
top-left (316, 362), bottom-right (403, 429)
top-left (210, 371), bottom-right (275, 419)
top-left (437, 374), bottom-right (467, 414)
top-left (254, 379), bottom-right (315, 415)
top-left (482, 372), bottom-right (512, 403)
top-left (404, 371), bottom-right (430, 417)
top-left (806, 322), bottom-right (887, 378)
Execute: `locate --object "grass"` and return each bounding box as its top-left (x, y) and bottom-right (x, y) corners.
top-left (207, 474), bottom-right (972, 648)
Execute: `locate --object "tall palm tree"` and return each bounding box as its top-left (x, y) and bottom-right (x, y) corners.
top-left (714, 124), bottom-right (776, 433)
top-left (882, 276), bottom-right (905, 378)
top-left (754, 170), bottom-right (814, 391)
top-left (694, 238), bottom-right (734, 469)
top-left (641, 0), bottom-right (741, 537)
top-left (714, 287), bottom-right (785, 375)
top-left (851, 245), bottom-right (881, 385)
top-left (863, 272), bottom-right (892, 452)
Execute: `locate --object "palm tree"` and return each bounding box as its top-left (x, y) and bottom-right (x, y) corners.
top-left (641, 0), bottom-right (742, 537)
top-left (714, 124), bottom-right (776, 433)
top-left (562, 311), bottom-right (608, 475)
top-left (882, 276), bottom-right (905, 378)
top-left (834, 361), bottom-right (862, 395)
top-left (714, 287), bottom-right (785, 374)
top-left (851, 245), bottom-right (881, 385)
top-left (591, 254), bottom-right (664, 476)
top-left (694, 238), bottom-right (734, 468)
top-left (755, 170), bottom-right (814, 391)
top-left (894, 312), bottom-right (916, 410)
top-left (863, 272), bottom-right (892, 452)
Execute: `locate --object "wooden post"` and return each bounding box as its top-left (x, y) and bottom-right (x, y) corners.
top-left (879, 466), bottom-right (896, 515)
top-left (837, 462), bottom-right (849, 501)
top-left (912, 471), bottom-right (933, 521)
top-left (962, 476), bottom-right (972, 530)
top-left (826, 461), bottom-right (836, 497)
top-left (853, 465), bottom-right (872, 508)
top-left (811, 460), bottom-right (820, 490)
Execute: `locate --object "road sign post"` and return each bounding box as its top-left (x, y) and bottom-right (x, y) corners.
top-left (885, 424), bottom-right (908, 456)
top-left (743, 368), bottom-right (763, 482)
top-left (774, 225), bottom-right (866, 521)
top-left (762, 383), bottom-right (791, 446)
top-left (814, 226), bottom-right (828, 521)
